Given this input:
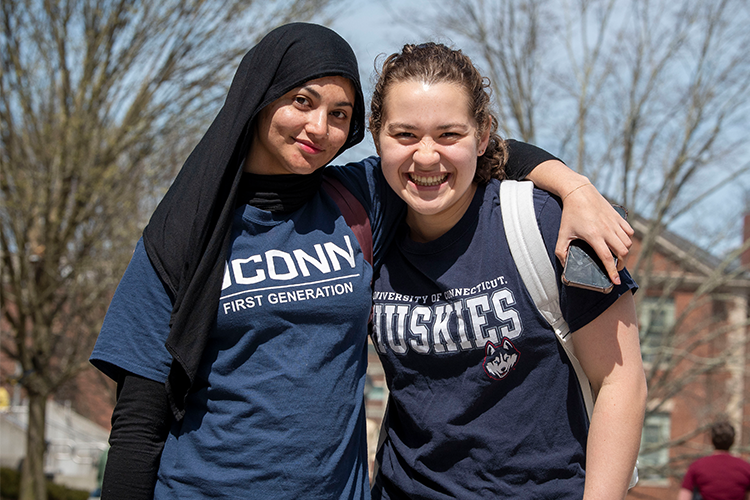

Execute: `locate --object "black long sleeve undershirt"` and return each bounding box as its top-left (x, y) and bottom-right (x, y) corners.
top-left (504, 139), bottom-right (560, 180)
top-left (101, 373), bottom-right (172, 500)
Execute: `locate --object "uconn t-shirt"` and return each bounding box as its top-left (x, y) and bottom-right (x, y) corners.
top-left (92, 186), bottom-right (383, 499)
top-left (370, 180), bottom-right (636, 499)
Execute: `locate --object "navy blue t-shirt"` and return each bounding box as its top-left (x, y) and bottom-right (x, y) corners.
top-left (89, 155), bottom-right (553, 498)
top-left (370, 180), bottom-right (637, 499)
top-left (91, 168), bottom-right (399, 499)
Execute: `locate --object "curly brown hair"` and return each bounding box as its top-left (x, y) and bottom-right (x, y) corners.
top-left (369, 42), bottom-right (507, 184)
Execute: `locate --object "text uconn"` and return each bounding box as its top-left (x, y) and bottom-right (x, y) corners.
top-left (222, 235), bottom-right (357, 290)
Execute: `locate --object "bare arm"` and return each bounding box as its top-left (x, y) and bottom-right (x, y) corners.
top-left (677, 488), bottom-right (694, 500)
top-left (526, 160), bottom-right (634, 284)
top-left (571, 292), bottom-right (647, 500)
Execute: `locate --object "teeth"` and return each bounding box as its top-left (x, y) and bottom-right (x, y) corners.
top-left (409, 173), bottom-right (448, 186)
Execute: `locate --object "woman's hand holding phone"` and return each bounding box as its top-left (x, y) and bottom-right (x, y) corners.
top-left (562, 205), bottom-right (629, 293)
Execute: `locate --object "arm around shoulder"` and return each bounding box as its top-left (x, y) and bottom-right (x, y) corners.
top-left (524, 159), bottom-right (634, 284)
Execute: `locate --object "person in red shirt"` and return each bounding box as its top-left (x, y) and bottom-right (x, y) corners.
top-left (679, 421), bottom-right (750, 500)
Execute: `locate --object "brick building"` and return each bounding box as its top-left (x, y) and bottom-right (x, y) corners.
top-left (626, 214), bottom-right (750, 498)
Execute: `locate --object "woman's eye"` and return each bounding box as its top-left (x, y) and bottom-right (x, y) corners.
top-left (395, 132), bottom-right (415, 138)
top-left (331, 110), bottom-right (348, 119)
top-left (294, 96), bottom-right (310, 106)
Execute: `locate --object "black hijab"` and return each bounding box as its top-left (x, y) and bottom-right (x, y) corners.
top-left (142, 23), bottom-right (365, 419)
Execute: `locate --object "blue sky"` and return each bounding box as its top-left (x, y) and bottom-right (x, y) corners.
top-left (322, 3), bottom-right (749, 253)
top-left (328, 1), bottom-right (434, 163)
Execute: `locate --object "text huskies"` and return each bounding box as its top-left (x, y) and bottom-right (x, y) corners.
top-left (371, 287), bottom-right (523, 355)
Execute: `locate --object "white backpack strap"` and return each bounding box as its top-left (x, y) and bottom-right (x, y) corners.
top-left (499, 180), bottom-right (638, 489)
top-left (499, 180), bottom-right (595, 419)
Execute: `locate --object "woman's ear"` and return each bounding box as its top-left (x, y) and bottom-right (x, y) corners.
top-left (478, 119), bottom-right (491, 155)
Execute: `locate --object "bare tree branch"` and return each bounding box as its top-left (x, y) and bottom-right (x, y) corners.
top-left (0, 1), bottom-right (344, 498)
top-left (406, 0), bottom-right (750, 487)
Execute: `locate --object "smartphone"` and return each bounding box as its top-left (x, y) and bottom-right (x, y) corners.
top-left (561, 205), bottom-right (628, 294)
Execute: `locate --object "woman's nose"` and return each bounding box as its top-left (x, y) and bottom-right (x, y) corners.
top-left (306, 109), bottom-right (328, 138)
top-left (413, 139), bottom-right (439, 165)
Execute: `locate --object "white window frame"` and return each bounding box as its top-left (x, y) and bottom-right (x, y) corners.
top-left (639, 296), bottom-right (675, 364)
top-left (637, 413), bottom-right (671, 482)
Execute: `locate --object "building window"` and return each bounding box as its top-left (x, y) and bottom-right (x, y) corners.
top-left (365, 342), bottom-right (388, 421)
top-left (638, 413), bottom-right (671, 481)
top-left (364, 373), bottom-right (385, 402)
top-left (639, 296), bottom-right (675, 363)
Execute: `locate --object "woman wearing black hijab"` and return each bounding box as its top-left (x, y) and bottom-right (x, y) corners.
top-left (90, 22), bottom-right (631, 500)
top-left (92, 23), bottom-right (378, 499)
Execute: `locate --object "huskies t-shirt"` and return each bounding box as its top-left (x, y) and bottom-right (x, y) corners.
top-left (92, 185), bottom-right (385, 500)
top-left (370, 181), bottom-right (637, 499)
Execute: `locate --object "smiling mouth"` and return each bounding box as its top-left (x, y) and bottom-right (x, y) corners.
top-left (297, 140), bottom-right (323, 154)
top-left (409, 173), bottom-right (448, 187)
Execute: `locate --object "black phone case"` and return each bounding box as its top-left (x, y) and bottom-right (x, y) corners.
top-left (562, 241), bottom-right (614, 293)
top-left (561, 204), bottom-right (627, 294)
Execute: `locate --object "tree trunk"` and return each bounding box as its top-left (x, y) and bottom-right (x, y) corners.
top-left (20, 393), bottom-right (48, 500)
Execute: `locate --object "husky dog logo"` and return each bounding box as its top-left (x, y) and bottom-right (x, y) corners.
top-left (483, 338), bottom-right (520, 380)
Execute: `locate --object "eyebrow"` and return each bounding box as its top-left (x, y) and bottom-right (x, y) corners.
top-left (386, 122), bottom-right (470, 132)
top-left (300, 86), bottom-right (354, 108)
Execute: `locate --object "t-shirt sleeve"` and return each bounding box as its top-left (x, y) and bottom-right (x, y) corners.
top-left (90, 238), bottom-right (174, 384)
top-left (681, 463), bottom-right (697, 490)
top-left (504, 140), bottom-right (562, 180)
top-left (326, 157), bottom-right (406, 271)
top-left (534, 189), bottom-right (637, 332)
